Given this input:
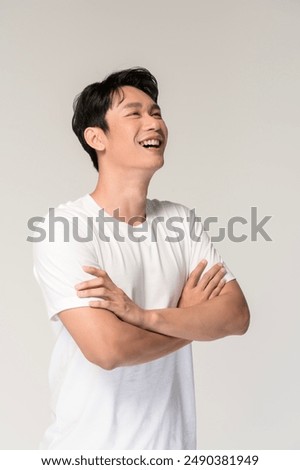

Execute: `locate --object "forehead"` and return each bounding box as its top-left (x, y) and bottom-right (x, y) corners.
top-left (111, 86), bottom-right (156, 109)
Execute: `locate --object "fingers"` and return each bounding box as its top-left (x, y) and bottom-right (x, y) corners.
top-left (75, 276), bottom-right (105, 291)
top-left (82, 265), bottom-right (105, 274)
top-left (198, 263), bottom-right (225, 290)
top-left (77, 287), bottom-right (108, 298)
top-left (82, 265), bottom-right (111, 281)
top-left (208, 278), bottom-right (226, 299)
top-left (75, 266), bottom-right (113, 290)
top-left (186, 259), bottom-right (208, 288)
top-left (74, 266), bottom-right (113, 298)
top-left (89, 299), bottom-right (111, 309)
top-left (202, 264), bottom-right (227, 299)
top-left (76, 267), bottom-right (139, 321)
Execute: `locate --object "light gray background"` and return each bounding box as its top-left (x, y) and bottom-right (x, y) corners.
top-left (0, 0), bottom-right (299, 449)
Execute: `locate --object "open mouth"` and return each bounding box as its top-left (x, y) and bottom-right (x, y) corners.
top-left (139, 139), bottom-right (162, 149)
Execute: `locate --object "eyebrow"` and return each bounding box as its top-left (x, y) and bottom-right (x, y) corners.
top-left (121, 102), bottom-right (161, 112)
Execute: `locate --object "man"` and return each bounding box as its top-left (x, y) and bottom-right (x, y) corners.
top-left (33, 67), bottom-right (249, 450)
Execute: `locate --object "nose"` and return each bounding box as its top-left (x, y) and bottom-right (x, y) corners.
top-left (143, 113), bottom-right (161, 131)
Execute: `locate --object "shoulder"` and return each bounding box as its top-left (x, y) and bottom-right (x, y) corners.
top-left (40, 194), bottom-right (91, 221)
top-left (30, 194), bottom-right (94, 247)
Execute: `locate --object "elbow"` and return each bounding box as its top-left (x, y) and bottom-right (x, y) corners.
top-left (84, 348), bottom-right (120, 371)
top-left (96, 357), bottom-right (118, 371)
top-left (89, 354), bottom-right (118, 371)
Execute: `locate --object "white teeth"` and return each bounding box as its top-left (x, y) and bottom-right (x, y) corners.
top-left (140, 139), bottom-right (161, 147)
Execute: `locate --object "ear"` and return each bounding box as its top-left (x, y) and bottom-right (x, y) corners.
top-left (84, 127), bottom-right (106, 152)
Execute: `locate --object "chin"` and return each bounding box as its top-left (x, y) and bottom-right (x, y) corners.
top-left (156, 158), bottom-right (165, 169)
top-left (134, 151), bottom-right (165, 172)
top-left (147, 156), bottom-right (164, 172)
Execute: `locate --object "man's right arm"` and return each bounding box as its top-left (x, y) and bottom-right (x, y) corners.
top-left (59, 306), bottom-right (190, 370)
top-left (59, 260), bottom-right (226, 369)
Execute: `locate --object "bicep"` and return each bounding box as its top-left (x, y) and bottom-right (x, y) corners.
top-left (219, 279), bottom-right (246, 303)
top-left (218, 279), bottom-right (250, 331)
top-left (58, 306), bottom-right (123, 370)
top-left (58, 305), bottom-right (186, 369)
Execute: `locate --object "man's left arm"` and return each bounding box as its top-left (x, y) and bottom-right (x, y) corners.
top-left (140, 279), bottom-right (250, 341)
top-left (82, 267), bottom-right (250, 341)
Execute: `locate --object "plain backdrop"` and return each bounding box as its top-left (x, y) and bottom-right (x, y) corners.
top-left (0, 0), bottom-right (299, 449)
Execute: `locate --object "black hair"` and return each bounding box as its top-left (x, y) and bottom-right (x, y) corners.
top-left (72, 67), bottom-right (159, 171)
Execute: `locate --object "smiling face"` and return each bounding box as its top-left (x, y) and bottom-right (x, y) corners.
top-left (99, 86), bottom-right (168, 174)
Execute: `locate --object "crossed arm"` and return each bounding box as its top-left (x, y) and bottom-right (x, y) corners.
top-left (59, 260), bottom-right (250, 370)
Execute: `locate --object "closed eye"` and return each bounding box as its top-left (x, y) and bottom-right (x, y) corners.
top-left (127, 112), bottom-right (140, 117)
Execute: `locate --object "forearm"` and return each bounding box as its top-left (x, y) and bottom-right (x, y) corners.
top-left (74, 267), bottom-right (248, 364)
top-left (59, 307), bottom-right (190, 371)
top-left (120, 286), bottom-right (249, 342)
top-left (110, 319), bottom-right (191, 368)
top-left (140, 294), bottom-right (249, 341)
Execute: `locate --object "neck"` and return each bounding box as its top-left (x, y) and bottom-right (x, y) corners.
top-left (90, 168), bottom-right (153, 225)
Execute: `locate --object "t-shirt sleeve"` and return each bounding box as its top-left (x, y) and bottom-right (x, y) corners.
top-left (33, 213), bottom-right (101, 321)
top-left (187, 208), bottom-right (236, 283)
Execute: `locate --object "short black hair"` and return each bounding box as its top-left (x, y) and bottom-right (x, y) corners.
top-left (72, 67), bottom-right (159, 171)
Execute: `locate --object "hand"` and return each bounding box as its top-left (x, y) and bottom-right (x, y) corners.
top-left (178, 260), bottom-right (227, 308)
top-left (75, 266), bottom-right (144, 325)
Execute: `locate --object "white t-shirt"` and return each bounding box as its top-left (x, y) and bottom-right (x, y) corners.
top-left (33, 194), bottom-right (235, 450)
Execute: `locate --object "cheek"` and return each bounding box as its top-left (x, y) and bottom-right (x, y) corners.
top-left (161, 119), bottom-right (168, 133)
top-left (163, 123), bottom-right (168, 142)
top-left (108, 127), bottom-right (131, 147)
